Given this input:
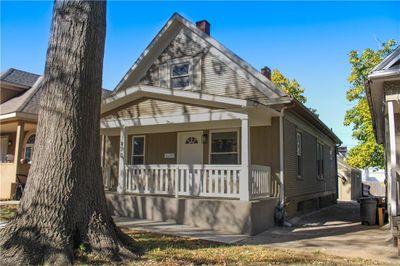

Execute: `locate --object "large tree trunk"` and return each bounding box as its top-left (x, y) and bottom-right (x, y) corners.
top-left (0, 1), bottom-right (133, 264)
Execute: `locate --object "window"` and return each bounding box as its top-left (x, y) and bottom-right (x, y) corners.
top-left (171, 62), bottom-right (191, 89)
top-left (185, 137), bottom-right (198, 144)
top-left (210, 131), bottom-right (238, 164)
top-left (296, 131), bottom-right (303, 178)
top-left (132, 136), bottom-right (145, 165)
top-left (24, 134), bottom-right (36, 162)
top-left (317, 142), bottom-right (324, 179)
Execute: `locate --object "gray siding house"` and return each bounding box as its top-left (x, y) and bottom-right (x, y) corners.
top-left (101, 13), bottom-right (341, 235)
top-left (366, 45), bottom-right (400, 253)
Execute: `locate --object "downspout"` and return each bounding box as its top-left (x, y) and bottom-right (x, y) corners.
top-left (279, 106), bottom-right (287, 208)
top-left (335, 144), bottom-right (340, 202)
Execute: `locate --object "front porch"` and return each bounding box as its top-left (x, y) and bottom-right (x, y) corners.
top-left (101, 109), bottom-right (282, 202)
top-left (100, 86), bottom-right (283, 234)
top-left (104, 163), bottom-right (279, 200)
top-left (0, 119), bottom-right (36, 199)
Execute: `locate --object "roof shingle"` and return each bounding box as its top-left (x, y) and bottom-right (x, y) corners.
top-left (1, 68), bottom-right (40, 88)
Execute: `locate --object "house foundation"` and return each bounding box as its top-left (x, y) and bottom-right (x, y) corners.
top-left (106, 192), bottom-right (278, 235)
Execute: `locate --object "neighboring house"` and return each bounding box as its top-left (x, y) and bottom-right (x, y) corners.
top-left (366, 45), bottom-right (400, 250)
top-left (0, 68), bottom-right (42, 199)
top-left (0, 68), bottom-right (111, 200)
top-left (101, 13), bottom-right (341, 235)
top-left (337, 154), bottom-right (362, 201)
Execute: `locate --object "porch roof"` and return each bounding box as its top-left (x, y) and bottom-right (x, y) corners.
top-left (101, 85), bottom-right (258, 115)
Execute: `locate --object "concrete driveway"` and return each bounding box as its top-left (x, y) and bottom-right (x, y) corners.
top-left (242, 201), bottom-right (399, 264)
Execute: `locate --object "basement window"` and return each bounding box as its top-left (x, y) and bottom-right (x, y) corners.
top-left (171, 62), bottom-right (191, 89)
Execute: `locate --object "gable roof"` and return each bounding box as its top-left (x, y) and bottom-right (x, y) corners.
top-left (1, 68), bottom-right (113, 118)
top-left (113, 13), bottom-right (286, 100)
top-left (1, 68), bottom-right (41, 88)
top-left (0, 76), bottom-right (43, 116)
top-left (369, 45), bottom-right (400, 79)
top-left (366, 46), bottom-right (400, 144)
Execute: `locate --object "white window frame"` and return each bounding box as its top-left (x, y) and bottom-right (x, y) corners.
top-left (131, 135), bottom-right (146, 165)
top-left (317, 141), bottom-right (324, 180)
top-left (167, 57), bottom-right (194, 90)
top-left (296, 130), bottom-right (303, 179)
top-left (209, 129), bottom-right (240, 165)
top-left (23, 132), bottom-right (36, 163)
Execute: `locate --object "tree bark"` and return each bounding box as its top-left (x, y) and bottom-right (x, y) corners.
top-left (0, 1), bottom-right (133, 264)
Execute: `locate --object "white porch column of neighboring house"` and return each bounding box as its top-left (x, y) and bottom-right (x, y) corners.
top-left (388, 101), bottom-right (398, 216)
top-left (117, 126), bottom-right (128, 194)
top-left (14, 121), bottom-right (25, 174)
top-left (240, 117), bottom-right (250, 201)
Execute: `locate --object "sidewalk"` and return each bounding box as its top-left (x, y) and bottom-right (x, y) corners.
top-left (242, 201), bottom-right (399, 264)
top-left (114, 216), bottom-right (247, 244)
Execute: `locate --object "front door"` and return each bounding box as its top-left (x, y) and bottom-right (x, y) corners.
top-left (178, 131), bottom-right (203, 164)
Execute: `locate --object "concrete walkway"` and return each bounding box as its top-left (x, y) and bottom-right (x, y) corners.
top-left (0, 200), bottom-right (19, 206)
top-left (242, 201), bottom-right (399, 264)
top-left (114, 216), bottom-right (247, 244)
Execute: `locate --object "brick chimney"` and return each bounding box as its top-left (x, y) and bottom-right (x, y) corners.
top-left (261, 66), bottom-right (271, 80)
top-left (196, 20), bottom-right (211, 36)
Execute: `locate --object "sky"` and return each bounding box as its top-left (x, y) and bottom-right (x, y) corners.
top-left (1, 1), bottom-right (400, 147)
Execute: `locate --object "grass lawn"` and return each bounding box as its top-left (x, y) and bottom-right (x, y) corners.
top-left (0, 204), bottom-right (388, 265)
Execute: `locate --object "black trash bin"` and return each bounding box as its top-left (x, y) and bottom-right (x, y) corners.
top-left (360, 197), bottom-right (377, 225)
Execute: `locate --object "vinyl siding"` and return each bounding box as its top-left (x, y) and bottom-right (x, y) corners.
top-left (284, 112), bottom-right (337, 200)
top-left (103, 98), bottom-right (214, 120)
top-left (250, 118), bottom-right (280, 180)
top-left (138, 28), bottom-right (273, 105)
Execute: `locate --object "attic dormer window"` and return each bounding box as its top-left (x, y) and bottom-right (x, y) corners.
top-left (171, 62), bottom-right (191, 89)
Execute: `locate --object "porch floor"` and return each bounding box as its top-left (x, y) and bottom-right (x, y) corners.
top-left (113, 216), bottom-right (248, 244)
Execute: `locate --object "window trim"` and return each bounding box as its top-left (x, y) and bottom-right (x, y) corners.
top-left (23, 132), bottom-right (36, 163)
top-left (317, 141), bottom-right (324, 180)
top-left (131, 135), bottom-right (146, 165)
top-left (209, 129), bottom-right (240, 165)
top-left (166, 57), bottom-right (194, 90)
top-left (296, 130), bottom-right (303, 179)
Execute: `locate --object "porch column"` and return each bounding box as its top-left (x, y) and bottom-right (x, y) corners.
top-left (388, 101), bottom-right (398, 216)
top-left (117, 126), bottom-right (128, 194)
top-left (14, 121), bottom-right (25, 174)
top-left (240, 118), bottom-right (250, 201)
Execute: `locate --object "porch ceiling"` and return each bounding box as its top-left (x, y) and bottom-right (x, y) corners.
top-left (101, 85), bottom-right (256, 114)
top-left (0, 121), bottom-right (36, 133)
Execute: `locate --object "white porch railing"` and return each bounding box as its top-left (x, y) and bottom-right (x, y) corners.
top-left (249, 165), bottom-right (271, 200)
top-left (120, 164), bottom-right (274, 200)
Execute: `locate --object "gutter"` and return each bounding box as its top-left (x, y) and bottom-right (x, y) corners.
top-left (368, 68), bottom-right (400, 80)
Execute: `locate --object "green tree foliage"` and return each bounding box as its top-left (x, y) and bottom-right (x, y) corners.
top-left (271, 69), bottom-right (318, 115)
top-left (344, 39), bottom-right (397, 169)
top-left (272, 69), bottom-right (307, 104)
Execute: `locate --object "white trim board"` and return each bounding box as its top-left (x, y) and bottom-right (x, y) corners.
top-left (101, 110), bottom-right (248, 129)
top-left (102, 85), bottom-right (255, 114)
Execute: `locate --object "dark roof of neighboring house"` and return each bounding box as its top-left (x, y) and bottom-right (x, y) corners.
top-left (1, 68), bottom-right (112, 116)
top-left (1, 68), bottom-right (41, 88)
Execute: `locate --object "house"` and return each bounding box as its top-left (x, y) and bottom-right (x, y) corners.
top-left (0, 68), bottom-right (111, 200)
top-left (101, 13), bottom-right (341, 235)
top-left (366, 45), bottom-right (400, 250)
top-left (0, 68), bottom-right (42, 199)
top-left (337, 148), bottom-right (362, 201)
